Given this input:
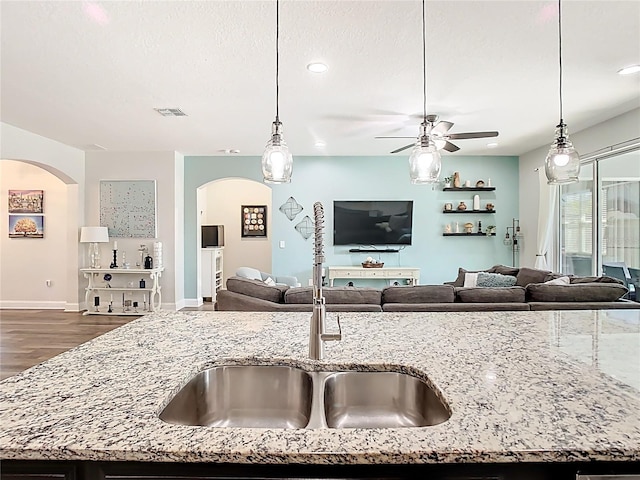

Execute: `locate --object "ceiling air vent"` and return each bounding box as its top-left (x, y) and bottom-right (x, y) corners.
top-left (154, 108), bottom-right (187, 117)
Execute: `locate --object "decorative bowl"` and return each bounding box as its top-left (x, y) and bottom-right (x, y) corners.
top-left (362, 262), bottom-right (384, 268)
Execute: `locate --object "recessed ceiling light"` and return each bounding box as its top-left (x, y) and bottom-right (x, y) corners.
top-left (618, 64), bottom-right (640, 75)
top-left (487, 142), bottom-right (499, 148)
top-left (314, 141), bottom-right (326, 148)
top-left (219, 149), bottom-right (240, 154)
top-left (307, 62), bottom-right (328, 73)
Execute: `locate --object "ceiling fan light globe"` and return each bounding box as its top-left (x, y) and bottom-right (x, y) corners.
top-left (262, 135), bottom-right (293, 184)
top-left (409, 142), bottom-right (441, 184)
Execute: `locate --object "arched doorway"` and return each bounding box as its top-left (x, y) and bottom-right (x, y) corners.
top-left (0, 159), bottom-right (81, 310)
top-left (196, 178), bottom-right (271, 304)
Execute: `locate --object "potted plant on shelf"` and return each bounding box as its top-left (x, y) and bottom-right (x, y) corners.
top-left (486, 225), bottom-right (496, 235)
top-left (443, 176), bottom-right (453, 188)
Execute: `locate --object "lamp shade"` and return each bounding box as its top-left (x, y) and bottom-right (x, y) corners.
top-left (80, 226), bottom-right (109, 243)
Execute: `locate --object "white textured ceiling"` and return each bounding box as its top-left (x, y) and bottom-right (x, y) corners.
top-left (1, 1), bottom-right (639, 157)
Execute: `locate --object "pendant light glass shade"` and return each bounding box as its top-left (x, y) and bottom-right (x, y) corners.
top-left (409, 135), bottom-right (441, 184)
top-left (545, 0), bottom-right (579, 185)
top-left (544, 122), bottom-right (580, 184)
top-left (262, 0), bottom-right (292, 184)
top-left (262, 120), bottom-right (293, 184)
top-left (409, 0), bottom-right (440, 185)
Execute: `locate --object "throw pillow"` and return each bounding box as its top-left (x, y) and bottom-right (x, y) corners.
top-left (264, 277), bottom-right (276, 286)
top-left (476, 272), bottom-right (517, 287)
top-left (515, 267), bottom-right (552, 286)
top-left (544, 276), bottom-right (570, 285)
top-left (463, 272), bottom-right (479, 287)
top-left (236, 266), bottom-right (263, 281)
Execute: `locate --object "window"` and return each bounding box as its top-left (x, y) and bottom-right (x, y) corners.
top-left (559, 148), bottom-right (640, 282)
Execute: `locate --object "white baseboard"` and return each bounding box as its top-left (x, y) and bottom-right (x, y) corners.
top-left (183, 298), bottom-right (204, 308)
top-left (0, 300), bottom-right (67, 310)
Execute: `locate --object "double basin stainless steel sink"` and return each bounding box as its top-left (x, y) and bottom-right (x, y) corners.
top-left (159, 365), bottom-right (450, 429)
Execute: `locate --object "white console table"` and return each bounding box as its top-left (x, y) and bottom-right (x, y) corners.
top-left (328, 266), bottom-right (420, 286)
top-left (81, 267), bottom-right (164, 315)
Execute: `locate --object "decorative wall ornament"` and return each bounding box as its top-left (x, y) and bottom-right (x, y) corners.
top-left (100, 180), bottom-right (157, 238)
top-left (294, 215), bottom-right (314, 240)
top-left (241, 205), bottom-right (267, 237)
top-left (279, 196), bottom-right (303, 221)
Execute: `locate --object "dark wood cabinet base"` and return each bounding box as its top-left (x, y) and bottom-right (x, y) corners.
top-left (2, 460), bottom-right (639, 480)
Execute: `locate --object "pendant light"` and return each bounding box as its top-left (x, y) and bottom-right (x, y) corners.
top-left (261, 0), bottom-right (293, 184)
top-left (544, 0), bottom-right (580, 185)
top-left (408, 0), bottom-right (441, 185)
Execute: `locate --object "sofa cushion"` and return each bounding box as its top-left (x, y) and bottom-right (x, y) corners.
top-left (476, 272), bottom-right (517, 287)
top-left (570, 275), bottom-right (623, 285)
top-left (490, 265), bottom-right (520, 277)
top-left (382, 285), bottom-right (455, 304)
top-left (285, 286), bottom-right (382, 305)
top-left (515, 267), bottom-right (552, 286)
top-left (456, 286), bottom-right (526, 303)
top-left (383, 302), bottom-right (530, 312)
top-left (525, 283), bottom-right (628, 302)
top-left (225, 276), bottom-right (289, 303)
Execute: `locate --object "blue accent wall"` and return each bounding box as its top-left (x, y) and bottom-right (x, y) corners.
top-left (184, 155), bottom-right (519, 299)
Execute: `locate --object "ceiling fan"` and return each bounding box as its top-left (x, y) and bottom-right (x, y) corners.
top-left (376, 114), bottom-right (499, 154)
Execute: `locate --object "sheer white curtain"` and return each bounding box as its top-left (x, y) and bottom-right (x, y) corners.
top-left (536, 168), bottom-right (557, 269)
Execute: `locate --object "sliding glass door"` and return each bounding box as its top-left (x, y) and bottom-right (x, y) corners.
top-left (559, 147), bottom-right (640, 292)
top-left (600, 151), bottom-right (640, 271)
top-left (559, 167), bottom-right (594, 276)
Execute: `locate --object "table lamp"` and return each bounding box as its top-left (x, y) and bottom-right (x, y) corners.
top-left (80, 226), bottom-right (109, 268)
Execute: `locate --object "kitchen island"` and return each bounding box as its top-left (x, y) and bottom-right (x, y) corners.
top-left (1, 309), bottom-right (639, 479)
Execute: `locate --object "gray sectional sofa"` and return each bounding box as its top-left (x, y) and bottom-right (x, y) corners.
top-left (214, 265), bottom-right (638, 312)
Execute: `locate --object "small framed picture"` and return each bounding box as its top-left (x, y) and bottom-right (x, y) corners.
top-left (9, 215), bottom-right (44, 238)
top-left (241, 205), bottom-right (267, 238)
top-left (8, 190), bottom-right (44, 214)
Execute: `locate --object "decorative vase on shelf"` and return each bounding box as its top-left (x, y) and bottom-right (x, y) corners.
top-left (453, 172), bottom-right (461, 188)
top-left (457, 201), bottom-right (467, 211)
top-left (473, 194), bottom-right (480, 210)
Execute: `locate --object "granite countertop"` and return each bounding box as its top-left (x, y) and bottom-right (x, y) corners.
top-left (1, 309), bottom-right (639, 464)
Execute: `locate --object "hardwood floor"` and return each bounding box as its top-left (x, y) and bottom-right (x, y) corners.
top-left (0, 310), bottom-right (137, 380)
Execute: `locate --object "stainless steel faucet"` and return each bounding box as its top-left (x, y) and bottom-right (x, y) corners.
top-left (309, 202), bottom-right (341, 360)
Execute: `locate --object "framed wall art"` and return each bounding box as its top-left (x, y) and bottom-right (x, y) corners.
top-left (100, 180), bottom-right (157, 238)
top-left (241, 205), bottom-right (267, 237)
top-left (8, 190), bottom-right (44, 214)
top-left (9, 214), bottom-right (44, 238)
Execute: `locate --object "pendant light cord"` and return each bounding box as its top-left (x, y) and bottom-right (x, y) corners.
top-left (558, 0), bottom-right (563, 123)
top-left (275, 0), bottom-right (280, 123)
top-left (422, 0), bottom-right (427, 122)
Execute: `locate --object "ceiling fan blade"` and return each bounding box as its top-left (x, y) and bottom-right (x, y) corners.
top-left (375, 136), bottom-right (415, 139)
top-left (432, 121), bottom-right (454, 135)
top-left (448, 131), bottom-right (499, 140)
top-left (391, 143), bottom-right (414, 154)
top-left (443, 141), bottom-right (460, 152)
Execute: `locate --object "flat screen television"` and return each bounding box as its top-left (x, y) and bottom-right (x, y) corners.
top-left (333, 200), bottom-right (413, 246)
top-left (202, 225), bottom-right (224, 247)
